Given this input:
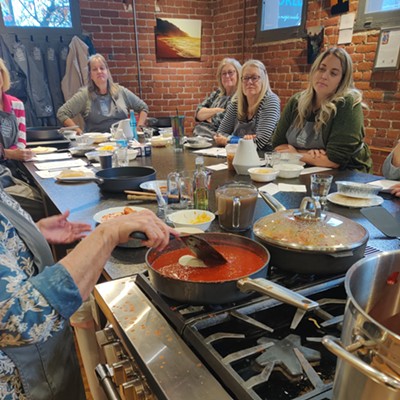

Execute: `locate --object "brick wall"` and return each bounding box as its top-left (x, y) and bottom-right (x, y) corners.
top-left (80, 0), bottom-right (400, 174)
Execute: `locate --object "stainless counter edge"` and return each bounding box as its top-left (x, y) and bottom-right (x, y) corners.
top-left (94, 276), bottom-right (233, 400)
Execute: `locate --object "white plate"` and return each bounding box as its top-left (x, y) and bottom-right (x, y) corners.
top-left (30, 146), bottom-right (58, 154)
top-left (140, 180), bottom-right (168, 192)
top-left (83, 132), bottom-right (111, 143)
top-left (327, 192), bottom-right (384, 208)
top-left (184, 142), bottom-right (213, 149)
top-left (93, 206), bottom-right (146, 224)
top-left (56, 174), bottom-right (95, 182)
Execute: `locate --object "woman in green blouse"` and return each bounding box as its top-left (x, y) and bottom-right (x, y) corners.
top-left (272, 47), bottom-right (372, 173)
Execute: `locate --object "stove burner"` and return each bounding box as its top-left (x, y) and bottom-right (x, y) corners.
top-left (255, 334), bottom-right (321, 380)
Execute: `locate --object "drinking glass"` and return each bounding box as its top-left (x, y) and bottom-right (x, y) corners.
top-left (98, 152), bottom-right (113, 169)
top-left (310, 174), bottom-right (333, 209)
top-left (226, 144), bottom-right (238, 171)
top-left (265, 151), bottom-right (281, 167)
top-left (171, 115), bottom-right (185, 152)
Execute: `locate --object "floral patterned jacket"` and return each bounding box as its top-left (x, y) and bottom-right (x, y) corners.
top-left (0, 190), bottom-right (81, 399)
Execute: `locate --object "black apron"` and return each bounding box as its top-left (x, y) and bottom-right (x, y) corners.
top-left (0, 201), bottom-right (85, 400)
top-left (87, 91), bottom-right (128, 133)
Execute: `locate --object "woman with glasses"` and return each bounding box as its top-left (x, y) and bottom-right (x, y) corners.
top-left (272, 47), bottom-right (372, 172)
top-left (214, 59), bottom-right (280, 152)
top-left (193, 58), bottom-right (241, 138)
top-left (57, 53), bottom-right (149, 134)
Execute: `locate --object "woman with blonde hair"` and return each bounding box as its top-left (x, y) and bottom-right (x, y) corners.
top-left (57, 53), bottom-right (148, 134)
top-left (215, 59), bottom-right (280, 152)
top-left (272, 47), bottom-right (372, 172)
top-left (193, 57), bottom-right (241, 138)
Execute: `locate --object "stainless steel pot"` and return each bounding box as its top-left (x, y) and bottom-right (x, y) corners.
top-left (323, 250), bottom-right (400, 400)
top-left (253, 193), bottom-right (369, 274)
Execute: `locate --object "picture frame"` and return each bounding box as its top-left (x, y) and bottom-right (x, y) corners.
top-left (155, 18), bottom-right (202, 61)
top-left (373, 27), bottom-right (400, 70)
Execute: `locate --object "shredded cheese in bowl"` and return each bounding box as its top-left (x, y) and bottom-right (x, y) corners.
top-left (189, 212), bottom-right (212, 224)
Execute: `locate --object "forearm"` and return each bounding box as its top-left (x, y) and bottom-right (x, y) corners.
top-left (196, 107), bottom-right (221, 122)
top-left (137, 110), bottom-right (148, 128)
top-left (59, 224), bottom-right (116, 300)
top-left (301, 153), bottom-right (339, 168)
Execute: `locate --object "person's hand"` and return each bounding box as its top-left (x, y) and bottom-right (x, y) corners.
top-left (390, 183), bottom-right (400, 197)
top-left (243, 134), bottom-right (256, 140)
top-left (214, 134), bottom-right (228, 147)
top-left (275, 144), bottom-right (297, 153)
top-left (4, 148), bottom-right (34, 161)
top-left (37, 210), bottom-right (91, 244)
top-left (307, 148), bottom-right (327, 158)
top-left (100, 209), bottom-right (177, 251)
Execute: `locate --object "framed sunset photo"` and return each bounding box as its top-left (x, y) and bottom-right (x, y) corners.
top-left (155, 18), bottom-right (202, 60)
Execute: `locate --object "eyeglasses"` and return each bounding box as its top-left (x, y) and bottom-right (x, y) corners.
top-left (221, 70), bottom-right (236, 77)
top-left (242, 75), bottom-right (260, 84)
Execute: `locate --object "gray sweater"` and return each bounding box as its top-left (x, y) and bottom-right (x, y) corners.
top-left (57, 85), bottom-right (149, 133)
top-left (382, 151), bottom-right (400, 180)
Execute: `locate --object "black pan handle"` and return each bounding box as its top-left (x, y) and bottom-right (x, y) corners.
top-left (130, 231), bottom-right (148, 240)
top-left (129, 231), bottom-right (180, 241)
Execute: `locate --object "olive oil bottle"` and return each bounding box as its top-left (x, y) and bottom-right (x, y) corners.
top-left (193, 156), bottom-right (209, 210)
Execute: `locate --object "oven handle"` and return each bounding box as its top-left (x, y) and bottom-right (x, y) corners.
top-left (95, 364), bottom-right (122, 400)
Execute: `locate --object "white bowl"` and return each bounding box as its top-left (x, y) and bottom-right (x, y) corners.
top-left (69, 145), bottom-right (96, 156)
top-left (248, 167), bottom-right (279, 182)
top-left (273, 164), bottom-right (304, 179)
top-left (168, 209), bottom-right (215, 231)
top-left (277, 152), bottom-right (303, 163)
top-left (85, 150), bottom-right (101, 162)
top-left (151, 136), bottom-right (169, 147)
top-left (83, 132), bottom-right (111, 144)
top-left (62, 130), bottom-right (77, 140)
top-left (336, 181), bottom-right (381, 199)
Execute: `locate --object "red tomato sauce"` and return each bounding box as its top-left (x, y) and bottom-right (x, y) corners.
top-left (151, 244), bottom-right (267, 282)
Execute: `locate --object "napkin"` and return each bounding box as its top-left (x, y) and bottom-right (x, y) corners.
top-left (35, 166), bottom-right (94, 179)
top-left (278, 183), bottom-right (307, 192)
top-left (34, 159), bottom-right (87, 171)
top-left (258, 183), bottom-right (279, 195)
top-left (300, 166), bottom-right (332, 175)
top-left (192, 147), bottom-right (227, 157)
top-left (32, 152), bottom-right (72, 161)
top-left (206, 163), bottom-right (228, 171)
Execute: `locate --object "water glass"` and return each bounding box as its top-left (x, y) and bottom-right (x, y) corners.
top-left (310, 174), bottom-right (333, 209)
top-left (167, 171), bottom-right (194, 211)
top-left (265, 151), bottom-right (281, 167)
top-left (142, 127), bottom-right (154, 142)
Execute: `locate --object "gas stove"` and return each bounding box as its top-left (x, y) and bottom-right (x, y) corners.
top-left (93, 247), bottom-right (380, 400)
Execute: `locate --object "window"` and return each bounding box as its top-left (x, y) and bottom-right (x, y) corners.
top-left (256, 0), bottom-right (308, 43)
top-left (355, 0), bottom-right (400, 30)
top-left (0, 0), bottom-right (81, 34)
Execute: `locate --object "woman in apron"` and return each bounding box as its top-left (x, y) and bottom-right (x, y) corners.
top-left (0, 187), bottom-right (175, 399)
top-left (272, 47), bottom-right (372, 173)
top-left (57, 54), bottom-right (149, 134)
top-left (215, 59), bottom-right (280, 153)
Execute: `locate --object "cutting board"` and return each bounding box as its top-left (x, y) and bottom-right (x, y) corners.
top-left (360, 207), bottom-right (400, 238)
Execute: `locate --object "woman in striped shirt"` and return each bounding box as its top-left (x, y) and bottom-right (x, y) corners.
top-left (215, 59), bottom-right (280, 152)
